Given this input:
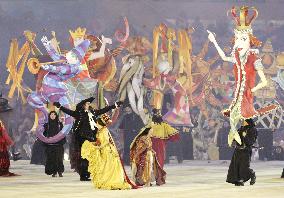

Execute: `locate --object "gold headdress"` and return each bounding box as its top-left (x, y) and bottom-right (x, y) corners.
top-left (69, 27), bottom-right (86, 40)
top-left (229, 6), bottom-right (258, 33)
top-left (100, 114), bottom-right (112, 125)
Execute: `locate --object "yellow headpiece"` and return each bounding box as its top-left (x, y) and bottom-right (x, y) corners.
top-left (100, 114), bottom-right (112, 125)
top-left (69, 27), bottom-right (86, 40)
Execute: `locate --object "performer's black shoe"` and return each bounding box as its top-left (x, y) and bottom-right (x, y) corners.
top-left (58, 173), bottom-right (63, 177)
top-left (235, 182), bottom-right (244, 186)
top-left (281, 169), bottom-right (284, 178)
top-left (250, 172), bottom-right (256, 185)
top-left (12, 152), bottom-right (22, 161)
top-left (80, 177), bottom-right (91, 181)
top-left (52, 173), bottom-right (57, 177)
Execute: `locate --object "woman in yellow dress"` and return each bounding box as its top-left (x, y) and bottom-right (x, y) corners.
top-left (81, 114), bottom-right (136, 190)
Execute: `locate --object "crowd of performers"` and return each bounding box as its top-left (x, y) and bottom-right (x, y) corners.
top-left (1, 5), bottom-right (284, 189)
top-left (53, 97), bottom-right (177, 188)
top-left (0, 100), bottom-right (282, 188)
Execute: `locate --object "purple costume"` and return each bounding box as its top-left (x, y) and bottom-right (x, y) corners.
top-left (27, 39), bottom-right (90, 143)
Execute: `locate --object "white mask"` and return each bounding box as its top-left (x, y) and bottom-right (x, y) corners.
top-left (73, 38), bottom-right (84, 47)
top-left (66, 51), bottom-right (80, 65)
top-left (233, 31), bottom-right (250, 57)
top-left (157, 60), bottom-right (171, 74)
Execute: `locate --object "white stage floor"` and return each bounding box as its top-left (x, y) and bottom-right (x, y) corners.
top-left (0, 160), bottom-right (284, 198)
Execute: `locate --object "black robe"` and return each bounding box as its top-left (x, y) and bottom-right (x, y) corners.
top-left (30, 139), bottom-right (46, 165)
top-left (119, 112), bottom-right (144, 165)
top-left (43, 117), bottom-right (64, 175)
top-left (226, 124), bottom-right (258, 184)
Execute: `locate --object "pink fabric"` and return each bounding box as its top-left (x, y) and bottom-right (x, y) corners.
top-left (167, 133), bottom-right (180, 142)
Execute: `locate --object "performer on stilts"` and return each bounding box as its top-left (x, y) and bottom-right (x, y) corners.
top-left (207, 6), bottom-right (278, 146)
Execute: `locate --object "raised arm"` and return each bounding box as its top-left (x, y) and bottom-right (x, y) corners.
top-left (41, 63), bottom-right (83, 77)
top-left (93, 101), bottom-right (123, 116)
top-left (93, 105), bottom-right (115, 116)
top-left (87, 35), bottom-right (112, 61)
top-left (41, 36), bottom-right (63, 61)
top-left (54, 102), bottom-right (79, 118)
top-left (60, 106), bottom-right (79, 118)
top-left (207, 30), bottom-right (234, 63)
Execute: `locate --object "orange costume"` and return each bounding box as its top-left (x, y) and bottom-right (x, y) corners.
top-left (208, 6), bottom-right (278, 146)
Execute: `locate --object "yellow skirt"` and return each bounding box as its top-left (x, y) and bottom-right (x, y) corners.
top-left (81, 141), bottom-right (131, 190)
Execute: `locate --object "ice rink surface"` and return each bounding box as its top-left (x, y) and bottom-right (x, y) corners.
top-left (0, 160), bottom-right (284, 198)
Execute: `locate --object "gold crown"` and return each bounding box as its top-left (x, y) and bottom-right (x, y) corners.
top-left (69, 27), bottom-right (86, 39)
top-left (229, 6), bottom-right (258, 31)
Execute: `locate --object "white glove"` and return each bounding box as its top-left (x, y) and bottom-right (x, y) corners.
top-left (102, 35), bottom-right (112, 44)
top-left (207, 30), bottom-right (216, 43)
top-left (41, 36), bottom-right (51, 46)
top-left (41, 64), bottom-right (50, 70)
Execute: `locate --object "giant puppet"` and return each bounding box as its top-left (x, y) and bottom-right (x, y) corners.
top-left (207, 6), bottom-right (278, 146)
top-left (116, 36), bottom-right (152, 124)
top-left (27, 36), bottom-right (90, 143)
top-left (144, 23), bottom-right (194, 126)
top-left (5, 18), bottom-right (129, 144)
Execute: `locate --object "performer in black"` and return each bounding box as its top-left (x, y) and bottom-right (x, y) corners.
top-left (54, 97), bottom-right (122, 181)
top-left (43, 111), bottom-right (65, 177)
top-left (226, 119), bottom-right (257, 186)
top-left (119, 105), bottom-right (144, 165)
